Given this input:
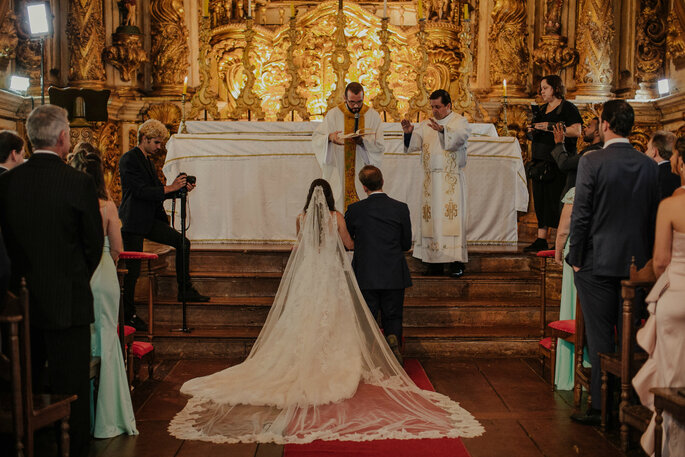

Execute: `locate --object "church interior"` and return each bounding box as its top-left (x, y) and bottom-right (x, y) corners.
top-left (1, 0), bottom-right (685, 455)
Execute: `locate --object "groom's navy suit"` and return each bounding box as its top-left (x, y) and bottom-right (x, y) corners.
top-left (567, 140), bottom-right (658, 410)
top-left (345, 192), bottom-right (412, 340)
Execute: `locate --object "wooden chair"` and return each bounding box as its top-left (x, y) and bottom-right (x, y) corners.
top-left (573, 298), bottom-right (592, 412)
top-left (651, 387), bottom-right (685, 457)
top-left (118, 251), bottom-right (160, 342)
top-left (598, 261), bottom-right (654, 450)
top-left (539, 319), bottom-right (575, 389)
top-left (0, 280), bottom-right (77, 457)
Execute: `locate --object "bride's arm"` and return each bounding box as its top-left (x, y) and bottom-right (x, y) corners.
top-left (336, 212), bottom-right (354, 250)
top-left (653, 199), bottom-right (673, 277)
top-left (296, 214), bottom-right (301, 236)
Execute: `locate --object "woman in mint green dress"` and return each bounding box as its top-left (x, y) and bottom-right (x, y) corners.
top-left (69, 145), bottom-right (138, 438)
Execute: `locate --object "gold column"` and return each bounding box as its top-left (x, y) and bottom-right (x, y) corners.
top-left (453, 17), bottom-right (475, 115)
top-left (150, 0), bottom-right (190, 96)
top-left (326, 4), bottom-right (351, 110)
top-left (634, 0), bottom-right (668, 99)
top-left (276, 15), bottom-right (310, 121)
top-left (574, 0), bottom-right (614, 97)
top-left (532, 0), bottom-right (578, 76)
top-left (66, 0), bottom-right (106, 87)
top-left (488, 0), bottom-right (528, 97)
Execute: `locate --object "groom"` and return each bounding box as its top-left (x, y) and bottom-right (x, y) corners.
top-left (345, 165), bottom-right (412, 364)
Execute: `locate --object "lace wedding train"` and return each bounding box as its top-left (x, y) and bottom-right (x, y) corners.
top-left (168, 187), bottom-right (484, 444)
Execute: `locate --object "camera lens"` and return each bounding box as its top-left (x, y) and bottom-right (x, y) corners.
top-left (187, 175), bottom-right (197, 185)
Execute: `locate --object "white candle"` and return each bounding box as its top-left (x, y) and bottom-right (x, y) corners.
top-left (383, 0), bottom-right (387, 18)
top-left (248, 0), bottom-right (252, 17)
top-left (182, 76), bottom-right (188, 95)
top-left (503, 79), bottom-right (507, 97)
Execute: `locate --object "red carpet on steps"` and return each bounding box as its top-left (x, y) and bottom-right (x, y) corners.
top-left (283, 359), bottom-right (472, 457)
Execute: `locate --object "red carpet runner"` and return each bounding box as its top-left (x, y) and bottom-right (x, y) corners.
top-left (283, 359), bottom-right (472, 457)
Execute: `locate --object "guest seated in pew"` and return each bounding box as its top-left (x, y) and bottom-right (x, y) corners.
top-left (0, 105), bottom-right (104, 457)
top-left (567, 100), bottom-right (659, 425)
top-left (68, 144), bottom-right (138, 438)
top-left (633, 141), bottom-right (685, 456)
top-left (119, 119), bottom-right (209, 332)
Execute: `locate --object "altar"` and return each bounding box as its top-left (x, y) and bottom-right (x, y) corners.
top-left (163, 121), bottom-right (528, 245)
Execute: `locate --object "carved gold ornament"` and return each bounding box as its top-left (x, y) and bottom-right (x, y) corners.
top-left (667, 4), bottom-right (685, 69)
top-left (103, 32), bottom-right (148, 83)
top-left (66, 0), bottom-right (106, 85)
top-left (0, 7), bottom-right (18, 72)
top-left (150, 0), bottom-right (191, 95)
top-left (488, 0), bottom-right (528, 97)
top-left (574, 0), bottom-right (614, 96)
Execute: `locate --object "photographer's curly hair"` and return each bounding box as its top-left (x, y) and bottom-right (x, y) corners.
top-left (68, 142), bottom-right (109, 200)
top-left (137, 119), bottom-right (169, 144)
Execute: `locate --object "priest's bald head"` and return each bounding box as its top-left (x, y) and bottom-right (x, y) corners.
top-left (344, 82), bottom-right (364, 114)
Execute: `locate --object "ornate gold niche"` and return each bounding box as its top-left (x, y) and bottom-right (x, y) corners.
top-left (200, 2), bottom-right (468, 121)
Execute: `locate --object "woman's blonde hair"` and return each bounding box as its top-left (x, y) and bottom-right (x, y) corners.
top-left (67, 142), bottom-right (109, 200)
top-left (137, 119), bottom-right (169, 144)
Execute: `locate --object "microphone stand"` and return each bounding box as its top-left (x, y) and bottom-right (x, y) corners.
top-left (171, 188), bottom-right (192, 333)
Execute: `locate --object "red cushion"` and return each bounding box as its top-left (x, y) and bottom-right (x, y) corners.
top-left (117, 325), bottom-right (136, 337)
top-left (548, 319), bottom-right (575, 334)
top-left (539, 336), bottom-right (553, 350)
top-left (536, 250), bottom-right (555, 258)
top-left (131, 341), bottom-right (154, 358)
top-left (119, 251), bottom-right (159, 260)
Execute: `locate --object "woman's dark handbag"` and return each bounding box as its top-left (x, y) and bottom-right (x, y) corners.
top-left (525, 160), bottom-right (556, 182)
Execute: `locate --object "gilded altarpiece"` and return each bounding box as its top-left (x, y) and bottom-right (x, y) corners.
top-left (202, 3), bottom-right (467, 120)
top-left (574, 0), bottom-right (614, 97)
top-left (66, 0), bottom-right (107, 86)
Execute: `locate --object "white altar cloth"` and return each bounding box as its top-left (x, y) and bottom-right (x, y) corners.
top-left (163, 121), bottom-right (527, 245)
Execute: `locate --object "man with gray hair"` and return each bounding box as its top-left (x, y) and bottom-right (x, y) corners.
top-left (645, 130), bottom-right (680, 200)
top-left (0, 104), bottom-right (103, 457)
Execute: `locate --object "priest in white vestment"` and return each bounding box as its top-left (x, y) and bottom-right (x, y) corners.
top-left (312, 82), bottom-right (385, 210)
top-left (401, 89), bottom-right (470, 277)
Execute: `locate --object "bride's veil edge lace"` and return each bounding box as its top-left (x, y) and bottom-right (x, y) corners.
top-left (168, 187), bottom-right (484, 444)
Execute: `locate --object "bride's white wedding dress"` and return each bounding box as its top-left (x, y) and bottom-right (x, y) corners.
top-left (169, 187), bottom-right (484, 444)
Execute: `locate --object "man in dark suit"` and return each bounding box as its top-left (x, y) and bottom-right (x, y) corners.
top-left (550, 116), bottom-right (603, 197)
top-left (567, 100), bottom-right (659, 425)
top-left (645, 130), bottom-right (680, 201)
top-left (0, 105), bottom-right (104, 457)
top-left (0, 130), bottom-right (26, 175)
top-left (119, 119), bottom-right (209, 331)
top-left (345, 165), bottom-right (412, 364)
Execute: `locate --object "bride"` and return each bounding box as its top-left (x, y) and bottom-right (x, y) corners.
top-left (169, 179), bottom-right (484, 444)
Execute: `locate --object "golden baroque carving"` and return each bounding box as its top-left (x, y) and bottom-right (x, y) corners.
top-left (150, 0), bottom-right (190, 95)
top-left (189, 16), bottom-right (220, 120)
top-left (574, 0), bottom-right (614, 96)
top-left (326, 6), bottom-right (352, 110)
top-left (103, 31), bottom-right (148, 83)
top-left (666, 2), bottom-right (685, 69)
top-left (488, 0), bottom-right (528, 96)
top-left (276, 16), bottom-right (310, 121)
top-left (0, 7), bottom-right (18, 72)
top-left (15, 28), bottom-right (41, 85)
top-left (636, 0), bottom-right (667, 83)
top-left (629, 124), bottom-right (653, 153)
top-left (371, 17), bottom-right (400, 121)
top-left (207, 3), bottom-right (464, 120)
top-left (532, 35), bottom-right (578, 76)
top-left (96, 122), bottom-right (122, 204)
top-left (406, 19), bottom-right (431, 120)
top-left (229, 18), bottom-right (266, 120)
top-left (66, 0), bottom-right (106, 85)
top-left (497, 104), bottom-right (531, 160)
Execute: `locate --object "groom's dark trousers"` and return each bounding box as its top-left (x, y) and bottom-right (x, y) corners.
top-left (345, 192), bottom-right (412, 341)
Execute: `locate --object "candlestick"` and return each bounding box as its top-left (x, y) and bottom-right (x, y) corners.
top-left (248, 0), bottom-right (252, 17)
top-left (182, 76), bottom-right (188, 95)
top-left (383, 0), bottom-right (387, 18)
top-left (417, 0), bottom-right (423, 19)
top-left (180, 94), bottom-right (188, 133)
top-left (503, 79), bottom-right (507, 97)
top-left (291, 2), bottom-right (295, 17)
top-left (463, 3), bottom-right (469, 21)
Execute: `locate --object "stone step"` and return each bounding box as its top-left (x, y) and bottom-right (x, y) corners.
top-left (162, 245), bottom-right (541, 275)
top-left (154, 271), bottom-right (542, 299)
top-left (145, 324), bottom-right (541, 358)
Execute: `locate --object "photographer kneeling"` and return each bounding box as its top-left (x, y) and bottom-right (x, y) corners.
top-left (119, 119), bottom-right (209, 331)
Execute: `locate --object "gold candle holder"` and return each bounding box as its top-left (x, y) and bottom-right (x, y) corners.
top-left (326, 4), bottom-right (351, 110)
top-left (277, 14), bottom-right (310, 121)
top-left (190, 15), bottom-right (220, 120)
top-left (371, 17), bottom-right (401, 121)
top-left (179, 93), bottom-right (188, 133)
top-left (406, 18), bottom-right (430, 121)
top-left (230, 18), bottom-right (266, 121)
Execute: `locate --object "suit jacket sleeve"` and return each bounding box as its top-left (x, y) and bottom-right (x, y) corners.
top-left (344, 206), bottom-right (356, 240)
top-left (550, 143), bottom-right (579, 172)
top-left (0, 229), bottom-right (10, 295)
top-left (79, 178), bottom-right (105, 277)
top-left (400, 203), bottom-right (412, 251)
top-left (567, 155), bottom-right (594, 267)
top-left (120, 153), bottom-right (166, 202)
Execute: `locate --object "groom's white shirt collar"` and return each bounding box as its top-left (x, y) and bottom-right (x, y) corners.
top-left (368, 191), bottom-right (385, 196)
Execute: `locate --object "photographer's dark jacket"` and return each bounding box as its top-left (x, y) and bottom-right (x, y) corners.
top-left (119, 146), bottom-right (175, 234)
top-left (531, 100), bottom-right (583, 162)
top-left (550, 141), bottom-right (604, 198)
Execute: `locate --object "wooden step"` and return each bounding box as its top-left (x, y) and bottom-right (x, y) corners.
top-left (154, 271), bottom-right (541, 299)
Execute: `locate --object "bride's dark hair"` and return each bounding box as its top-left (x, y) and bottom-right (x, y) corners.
top-left (304, 179), bottom-right (336, 212)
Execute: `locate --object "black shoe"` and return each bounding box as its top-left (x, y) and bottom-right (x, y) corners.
top-left (448, 262), bottom-right (465, 278)
top-left (386, 334), bottom-right (404, 366)
top-left (177, 285), bottom-right (210, 303)
top-left (126, 314), bottom-right (148, 332)
top-left (570, 408), bottom-right (601, 426)
top-left (523, 238), bottom-right (549, 253)
top-left (422, 263), bottom-right (444, 276)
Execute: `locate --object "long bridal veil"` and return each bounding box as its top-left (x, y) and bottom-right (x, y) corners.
top-left (169, 186), bottom-right (484, 444)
